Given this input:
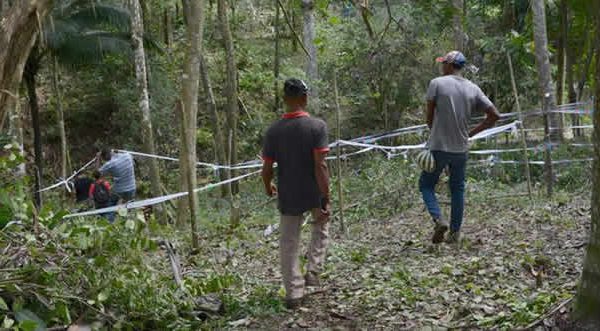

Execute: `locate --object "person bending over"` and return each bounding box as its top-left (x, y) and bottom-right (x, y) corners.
top-left (96, 148), bottom-right (136, 204)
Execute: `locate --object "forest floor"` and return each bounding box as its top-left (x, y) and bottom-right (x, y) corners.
top-left (205, 190), bottom-right (589, 330)
top-left (2, 157), bottom-right (592, 330)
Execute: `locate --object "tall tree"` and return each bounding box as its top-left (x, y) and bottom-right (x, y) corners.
top-left (7, 91), bottom-right (25, 177)
top-left (163, 4), bottom-right (173, 48)
top-left (218, 0), bottom-right (239, 197)
top-left (531, 0), bottom-right (556, 197)
top-left (452, 0), bottom-right (464, 51)
top-left (199, 56), bottom-right (230, 198)
top-left (574, 2), bottom-right (600, 324)
top-left (24, 46), bottom-right (43, 208)
top-left (178, 0), bottom-right (204, 248)
top-left (51, 56), bottom-right (69, 182)
top-left (554, 0), bottom-right (567, 137)
top-left (532, 0), bottom-right (562, 141)
top-left (130, 0), bottom-right (164, 222)
top-left (0, 0), bottom-right (54, 136)
top-left (302, 0), bottom-right (319, 109)
top-left (565, 1), bottom-right (580, 137)
top-left (1, 0), bottom-right (10, 15)
top-left (273, 0), bottom-right (281, 113)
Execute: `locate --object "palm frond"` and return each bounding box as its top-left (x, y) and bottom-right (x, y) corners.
top-left (43, 18), bottom-right (80, 51)
top-left (66, 4), bottom-right (131, 32)
top-left (53, 32), bottom-right (133, 67)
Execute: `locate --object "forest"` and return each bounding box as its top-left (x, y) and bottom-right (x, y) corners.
top-left (1, 0), bottom-right (600, 329)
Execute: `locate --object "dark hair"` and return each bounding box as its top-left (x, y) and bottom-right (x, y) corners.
top-left (453, 63), bottom-right (464, 70)
top-left (93, 170), bottom-right (102, 180)
top-left (284, 78), bottom-right (308, 97)
top-left (100, 148), bottom-right (112, 161)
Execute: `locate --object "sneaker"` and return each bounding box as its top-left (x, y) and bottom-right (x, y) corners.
top-left (305, 272), bottom-right (320, 287)
top-left (284, 297), bottom-right (304, 310)
top-left (432, 218), bottom-right (449, 244)
top-left (445, 230), bottom-right (461, 244)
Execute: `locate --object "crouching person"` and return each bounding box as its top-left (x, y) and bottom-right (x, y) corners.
top-left (261, 78), bottom-right (331, 309)
top-left (89, 171), bottom-right (115, 222)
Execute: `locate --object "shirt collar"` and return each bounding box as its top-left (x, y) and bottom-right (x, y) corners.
top-left (282, 111), bottom-right (310, 119)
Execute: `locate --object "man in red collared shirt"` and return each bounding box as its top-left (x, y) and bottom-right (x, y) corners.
top-left (262, 78), bottom-right (331, 309)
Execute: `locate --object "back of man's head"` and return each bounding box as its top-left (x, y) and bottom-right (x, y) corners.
top-left (100, 148), bottom-right (112, 161)
top-left (93, 170), bottom-right (102, 180)
top-left (284, 78), bottom-right (309, 98)
top-left (283, 78), bottom-right (309, 109)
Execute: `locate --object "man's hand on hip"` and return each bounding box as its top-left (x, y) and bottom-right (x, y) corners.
top-left (266, 183), bottom-right (277, 197)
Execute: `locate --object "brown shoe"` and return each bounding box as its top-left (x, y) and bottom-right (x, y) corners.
top-left (305, 272), bottom-right (320, 287)
top-left (284, 297), bottom-right (304, 310)
top-left (432, 218), bottom-right (449, 244)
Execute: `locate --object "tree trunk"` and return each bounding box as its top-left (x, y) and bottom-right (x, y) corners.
top-left (302, 0), bottom-right (319, 111)
top-left (1, 0), bottom-right (9, 16)
top-left (178, 0), bottom-right (204, 248)
top-left (556, 0), bottom-right (567, 136)
top-left (163, 6), bottom-right (173, 48)
top-left (8, 92), bottom-right (25, 177)
top-left (356, 0), bottom-right (375, 40)
top-left (24, 51), bottom-right (42, 208)
top-left (199, 56), bottom-right (230, 198)
top-left (218, 0), bottom-right (239, 196)
top-left (0, 0), bottom-right (54, 130)
top-left (577, 32), bottom-right (598, 101)
top-left (130, 0), bottom-right (165, 222)
top-left (531, 0), bottom-right (556, 196)
top-left (565, 2), bottom-right (580, 138)
top-left (574, 4), bottom-right (600, 323)
top-left (218, 0), bottom-right (240, 225)
top-left (452, 0), bottom-right (464, 51)
top-left (273, 0), bottom-right (281, 113)
top-left (51, 56), bottom-right (68, 182)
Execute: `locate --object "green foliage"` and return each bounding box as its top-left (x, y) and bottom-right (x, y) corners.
top-left (0, 142), bottom-right (28, 228)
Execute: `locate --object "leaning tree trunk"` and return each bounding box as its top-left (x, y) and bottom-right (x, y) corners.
top-left (0, 0), bottom-right (54, 131)
top-left (24, 50), bottom-right (43, 209)
top-left (51, 56), bottom-right (69, 182)
top-left (178, 0), bottom-right (204, 248)
top-left (301, 0), bottom-right (319, 111)
top-left (574, 4), bottom-right (600, 322)
top-left (130, 0), bottom-right (165, 222)
top-left (531, 0), bottom-right (556, 197)
top-left (217, 0), bottom-right (240, 226)
top-left (531, 0), bottom-right (562, 142)
top-left (452, 0), bottom-right (464, 51)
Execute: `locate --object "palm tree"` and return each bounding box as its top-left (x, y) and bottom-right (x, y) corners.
top-left (24, 0), bottom-right (134, 207)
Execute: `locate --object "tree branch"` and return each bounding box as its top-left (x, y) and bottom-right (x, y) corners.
top-left (276, 0), bottom-right (311, 60)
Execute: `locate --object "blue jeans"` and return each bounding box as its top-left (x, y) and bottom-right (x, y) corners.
top-left (419, 151), bottom-right (467, 232)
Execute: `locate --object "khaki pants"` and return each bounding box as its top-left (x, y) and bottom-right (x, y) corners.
top-left (280, 209), bottom-right (330, 300)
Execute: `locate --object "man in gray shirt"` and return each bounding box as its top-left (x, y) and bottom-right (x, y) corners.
top-left (96, 149), bottom-right (136, 202)
top-left (420, 51), bottom-right (499, 244)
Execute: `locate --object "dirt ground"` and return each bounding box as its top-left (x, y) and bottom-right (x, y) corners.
top-left (220, 193), bottom-right (590, 330)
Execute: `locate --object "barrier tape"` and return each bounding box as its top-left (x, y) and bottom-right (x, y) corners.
top-left (37, 158), bottom-right (97, 193)
top-left (471, 158), bottom-right (593, 166)
top-left (62, 170), bottom-right (262, 219)
top-left (116, 149), bottom-right (263, 170)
